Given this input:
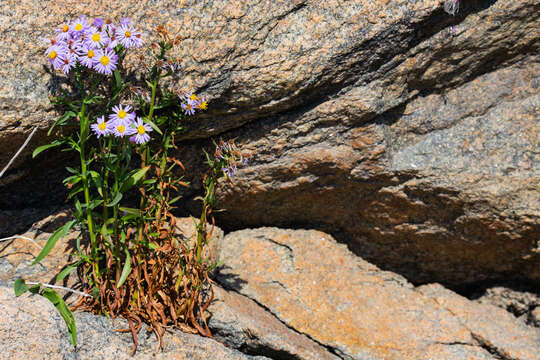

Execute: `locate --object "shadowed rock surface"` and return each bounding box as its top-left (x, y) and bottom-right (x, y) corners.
top-left (1, 0), bottom-right (538, 286)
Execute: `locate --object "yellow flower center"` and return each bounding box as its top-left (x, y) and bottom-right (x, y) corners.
top-left (125, 30), bottom-right (131, 37)
top-left (189, 94), bottom-right (198, 101)
top-left (48, 50), bottom-right (57, 59)
top-left (137, 125), bottom-right (146, 135)
top-left (87, 49), bottom-right (95, 58)
top-left (100, 55), bottom-right (110, 65)
top-left (62, 25), bottom-right (69, 32)
top-left (117, 110), bottom-right (127, 119)
top-left (92, 33), bottom-right (101, 42)
top-left (117, 125), bottom-right (125, 133)
top-left (75, 23), bottom-right (83, 31)
top-left (98, 122), bottom-right (106, 131)
top-left (198, 101), bottom-right (208, 110)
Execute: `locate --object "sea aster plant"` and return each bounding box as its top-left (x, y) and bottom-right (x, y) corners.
top-left (110, 119), bottom-right (135, 138)
top-left (77, 44), bottom-right (98, 68)
top-left (94, 48), bottom-right (118, 75)
top-left (45, 44), bottom-right (68, 70)
top-left (91, 116), bottom-right (109, 138)
top-left (117, 23), bottom-right (144, 48)
top-left (181, 101), bottom-right (196, 115)
top-left (85, 27), bottom-right (108, 49)
top-left (131, 117), bottom-right (152, 144)
top-left (109, 104), bottom-right (136, 123)
top-left (56, 22), bottom-right (72, 41)
top-left (70, 16), bottom-right (90, 39)
top-left (60, 51), bottom-right (77, 74)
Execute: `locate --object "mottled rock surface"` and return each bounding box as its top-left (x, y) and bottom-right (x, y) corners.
top-left (209, 285), bottom-right (339, 360)
top-left (217, 227), bottom-right (540, 360)
top-left (0, 284), bottom-right (268, 360)
top-left (474, 285), bottom-right (540, 328)
top-left (0, 0), bottom-right (538, 289)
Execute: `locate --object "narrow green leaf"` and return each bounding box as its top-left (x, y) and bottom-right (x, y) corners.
top-left (32, 220), bottom-right (76, 265)
top-left (144, 118), bottom-right (163, 135)
top-left (67, 185), bottom-right (84, 200)
top-left (41, 288), bottom-right (77, 346)
top-left (119, 166), bottom-right (149, 193)
top-left (114, 69), bottom-right (122, 89)
top-left (14, 278), bottom-right (29, 296)
top-left (117, 248), bottom-right (131, 287)
top-left (107, 192), bottom-right (123, 207)
top-left (28, 284), bottom-right (41, 294)
top-left (119, 207), bottom-right (142, 216)
top-left (56, 262), bottom-right (80, 282)
top-left (33, 140), bottom-right (64, 158)
top-left (48, 111), bottom-right (76, 136)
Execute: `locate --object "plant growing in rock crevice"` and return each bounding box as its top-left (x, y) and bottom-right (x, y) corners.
top-left (13, 15), bottom-right (251, 354)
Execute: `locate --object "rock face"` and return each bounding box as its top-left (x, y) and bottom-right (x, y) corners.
top-left (0, 0), bottom-right (538, 286)
top-left (0, 283), bottom-right (269, 360)
top-left (217, 227), bottom-right (540, 360)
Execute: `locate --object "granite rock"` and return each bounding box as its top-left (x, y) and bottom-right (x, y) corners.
top-left (209, 285), bottom-right (340, 360)
top-left (217, 227), bottom-right (540, 360)
top-left (0, 283), bottom-right (268, 360)
top-left (1, 0), bottom-right (539, 286)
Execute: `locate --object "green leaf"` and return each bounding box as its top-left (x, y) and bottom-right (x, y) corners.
top-left (48, 111), bottom-right (77, 136)
top-left (144, 118), bottom-right (163, 135)
top-left (28, 284), bottom-right (41, 294)
top-left (33, 140), bottom-right (64, 158)
top-left (119, 207), bottom-right (142, 216)
top-left (114, 69), bottom-right (122, 89)
top-left (56, 262), bottom-right (80, 282)
top-left (107, 192), bottom-right (123, 207)
top-left (41, 288), bottom-right (77, 346)
top-left (14, 278), bottom-right (29, 296)
top-left (117, 247), bottom-right (131, 287)
top-left (119, 166), bottom-right (149, 193)
top-left (32, 220), bottom-right (77, 265)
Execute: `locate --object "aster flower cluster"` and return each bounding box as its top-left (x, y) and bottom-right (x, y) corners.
top-left (45, 15), bottom-right (144, 75)
top-left (214, 139), bottom-right (252, 178)
top-left (91, 104), bottom-right (152, 144)
top-left (178, 91), bottom-right (208, 115)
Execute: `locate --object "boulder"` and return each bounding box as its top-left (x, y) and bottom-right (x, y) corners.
top-left (217, 227), bottom-right (540, 359)
top-left (209, 285), bottom-right (340, 360)
top-left (0, 283), bottom-right (268, 360)
top-left (0, 0), bottom-right (538, 287)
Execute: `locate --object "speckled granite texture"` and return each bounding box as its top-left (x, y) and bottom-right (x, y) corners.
top-left (0, 0), bottom-right (539, 285)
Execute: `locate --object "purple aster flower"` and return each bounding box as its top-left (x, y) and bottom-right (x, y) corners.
top-left (104, 32), bottom-right (119, 49)
top-left (117, 24), bottom-right (144, 48)
top-left (70, 16), bottom-right (90, 39)
top-left (181, 100), bottom-right (196, 115)
top-left (55, 21), bottom-right (72, 41)
top-left (109, 104), bottom-right (136, 123)
top-left (59, 51), bottom-right (77, 74)
top-left (91, 116), bottom-right (110, 138)
top-left (103, 18), bottom-right (116, 34)
top-left (85, 27), bottom-right (108, 49)
top-left (77, 44), bottom-right (98, 68)
top-left (120, 17), bottom-right (131, 26)
top-left (222, 166), bottom-right (237, 178)
top-left (110, 119), bottom-right (135, 138)
top-left (45, 44), bottom-right (68, 70)
top-left (131, 117), bottom-right (152, 145)
top-left (94, 48), bottom-right (118, 75)
top-left (93, 18), bottom-right (104, 29)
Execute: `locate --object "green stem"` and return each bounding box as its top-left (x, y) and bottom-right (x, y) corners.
top-left (137, 69), bottom-right (160, 244)
top-left (78, 79), bottom-right (99, 278)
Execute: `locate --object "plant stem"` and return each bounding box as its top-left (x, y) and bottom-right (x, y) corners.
top-left (137, 69), bottom-right (160, 244)
top-left (78, 87), bottom-right (98, 278)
